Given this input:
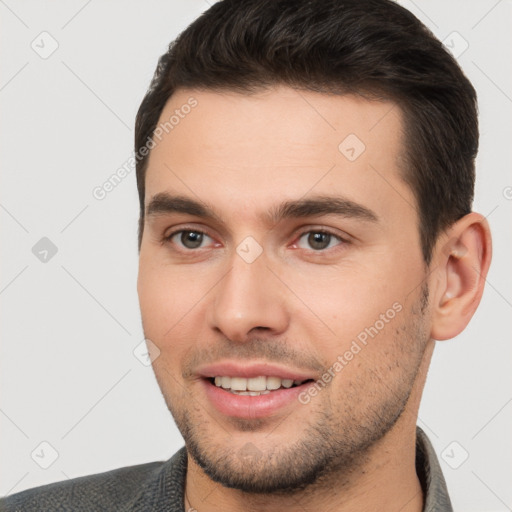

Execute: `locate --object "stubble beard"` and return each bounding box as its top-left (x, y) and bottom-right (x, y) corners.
top-left (157, 286), bottom-right (431, 495)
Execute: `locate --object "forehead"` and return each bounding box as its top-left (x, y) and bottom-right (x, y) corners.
top-left (144, 86), bottom-right (414, 225)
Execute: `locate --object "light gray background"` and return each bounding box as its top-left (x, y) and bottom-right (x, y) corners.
top-left (1, 1), bottom-right (511, 510)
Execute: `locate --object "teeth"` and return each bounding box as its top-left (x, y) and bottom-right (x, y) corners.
top-left (266, 376), bottom-right (281, 390)
top-left (212, 375), bottom-right (305, 392)
top-left (247, 376), bottom-right (266, 391)
top-left (230, 390), bottom-right (271, 396)
top-left (230, 377), bottom-right (247, 391)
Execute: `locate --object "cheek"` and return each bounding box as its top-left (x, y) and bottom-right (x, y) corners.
top-left (137, 264), bottom-right (191, 381)
top-left (137, 254), bottom-right (217, 353)
top-left (284, 265), bottom-right (398, 329)
top-left (138, 262), bottom-right (169, 328)
top-left (138, 252), bottom-right (186, 308)
top-left (137, 255), bottom-right (190, 342)
top-left (280, 262), bottom-right (417, 375)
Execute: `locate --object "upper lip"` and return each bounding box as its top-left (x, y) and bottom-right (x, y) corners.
top-left (196, 361), bottom-right (316, 381)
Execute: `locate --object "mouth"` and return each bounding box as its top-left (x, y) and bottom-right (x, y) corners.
top-left (198, 364), bottom-right (317, 419)
top-left (206, 375), bottom-right (314, 396)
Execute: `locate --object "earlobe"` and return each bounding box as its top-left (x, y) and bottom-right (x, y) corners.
top-left (430, 213), bottom-right (492, 341)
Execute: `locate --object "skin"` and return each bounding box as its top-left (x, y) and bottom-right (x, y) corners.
top-left (137, 86), bottom-right (492, 512)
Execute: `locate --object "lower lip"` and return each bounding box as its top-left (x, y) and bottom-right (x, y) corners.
top-left (202, 379), bottom-right (312, 419)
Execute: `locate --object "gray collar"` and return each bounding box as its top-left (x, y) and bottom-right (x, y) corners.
top-left (416, 426), bottom-right (453, 511)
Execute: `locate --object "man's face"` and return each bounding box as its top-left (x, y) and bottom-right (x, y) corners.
top-left (138, 87), bottom-right (432, 492)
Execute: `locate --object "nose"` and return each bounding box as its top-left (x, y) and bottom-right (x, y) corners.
top-left (208, 251), bottom-right (289, 342)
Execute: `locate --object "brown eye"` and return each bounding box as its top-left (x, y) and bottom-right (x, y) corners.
top-left (308, 232), bottom-right (331, 250)
top-left (168, 230), bottom-right (210, 249)
top-left (297, 231), bottom-right (343, 251)
top-left (181, 231), bottom-right (203, 248)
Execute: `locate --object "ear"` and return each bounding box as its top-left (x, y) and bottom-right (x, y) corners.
top-left (430, 212), bottom-right (492, 341)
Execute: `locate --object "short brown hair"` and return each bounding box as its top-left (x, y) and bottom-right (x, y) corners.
top-left (135, 0), bottom-right (478, 264)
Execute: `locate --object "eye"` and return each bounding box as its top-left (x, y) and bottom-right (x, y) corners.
top-left (296, 231), bottom-right (344, 251)
top-left (168, 230), bottom-right (213, 250)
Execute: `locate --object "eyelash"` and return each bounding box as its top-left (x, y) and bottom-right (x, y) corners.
top-left (162, 226), bottom-right (349, 253)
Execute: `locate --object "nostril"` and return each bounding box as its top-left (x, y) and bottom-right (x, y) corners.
top-left (249, 326), bottom-right (271, 333)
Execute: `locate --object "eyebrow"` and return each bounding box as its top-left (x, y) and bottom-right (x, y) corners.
top-left (146, 194), bottom-right (221, 221)
top-left (267, 196), bottom-right (378, 224)
top-left (145, 193), bottom-right (379, 225)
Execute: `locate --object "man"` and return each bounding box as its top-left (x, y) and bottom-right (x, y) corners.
top-left (1, 0), bottom-right (492, 510)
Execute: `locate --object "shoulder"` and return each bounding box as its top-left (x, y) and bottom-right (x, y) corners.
top-left (0, 448), bottom-right (187, 512)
